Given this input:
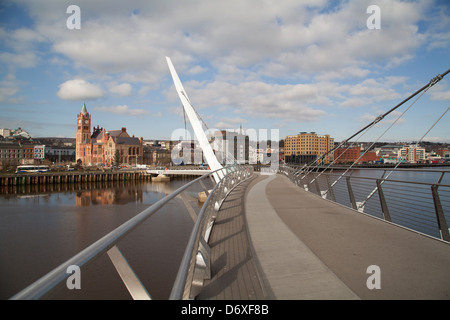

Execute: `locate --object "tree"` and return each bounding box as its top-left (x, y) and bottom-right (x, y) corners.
top-left (75, 159), bottom-right (82, 169)
top-left (114, 150), bottom-right (120, 167)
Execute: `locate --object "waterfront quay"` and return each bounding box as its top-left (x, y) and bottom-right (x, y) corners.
top-left (0, 166), bottom-right (211, 187)
top-left (0, 170), bottom-right (150, 187)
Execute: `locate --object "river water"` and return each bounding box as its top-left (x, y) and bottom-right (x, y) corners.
top-left (0, 177), bottom-right (208, 300)
top-left (1, 168), bottom-right (449, 299)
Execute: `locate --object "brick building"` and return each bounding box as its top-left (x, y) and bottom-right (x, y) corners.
top-left (75, 103), bottom-right (143, 166)
top-left (334, 146), bottom-right (378, 164)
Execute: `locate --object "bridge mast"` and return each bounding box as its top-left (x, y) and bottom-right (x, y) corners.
top-left (166, 57), bottom-right (223, 182)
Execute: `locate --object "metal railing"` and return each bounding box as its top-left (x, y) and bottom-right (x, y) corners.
top-left (10, 165), bottom-right (253, 300)
top-left (280, 165), bottom-right (450, 242)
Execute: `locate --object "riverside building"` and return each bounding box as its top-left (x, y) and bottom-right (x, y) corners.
top-left (75, 103), bottom-right (143, 166)
top-left (284, 132), bottom-right (334, 164)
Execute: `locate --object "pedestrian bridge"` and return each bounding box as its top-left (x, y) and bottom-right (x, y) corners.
top-left (198, 172), bottom-right (450, 300)
top-left (9, 61), bottom-right (450, 300)
top-left (10, 165), bottom-right (450, 300)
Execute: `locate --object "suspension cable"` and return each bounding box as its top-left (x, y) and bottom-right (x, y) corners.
top-left (324, 77), bottom-right (436, 195)
top-left (416, 106), bottom-right (450, 148)
top-left (295, 69), bottom-right (450, 176)
top-left (308, 118), bottom-right (380, 183)
top-left (357, 105), bottom-right (450, 210)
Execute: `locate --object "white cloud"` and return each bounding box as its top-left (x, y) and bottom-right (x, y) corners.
top-left (183, 80), bottom-right (327, 123)
top-left (430, 81), bottom-right (450, 101)
top-left (15, 0), bottom-right (435, 83)
top-left (348, 79), bottom-right (401, 101)
top-left (213, 117), bottom-right (248, 129)
top-left (93, 105), bottom-right (148, 116)
top-left (0, 27), bottom-right (45, 68)
top-left (110, 83), bottom-right (132, 97)
top-left (339, 97), bottom-right (370, 109)
top-left (4, 0), bottom-right (449, 142)
top-left (57, 79), bottom-right (104, 101)
top-left (187, 65), bottom-right (207, 75)
top-left (358, 110), bottom-right (406, 126)
top-left (0, 51), bottom-right (39, 69)
top-left (431, 91), bottom-right (450, 101)
top-left (0, 86), bottom-right (19, 103)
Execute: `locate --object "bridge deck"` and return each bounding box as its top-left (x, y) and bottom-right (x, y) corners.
top-left (200, 173), bottom-right (450, 300)
top-left (197, 176), bottom-right (265, 299)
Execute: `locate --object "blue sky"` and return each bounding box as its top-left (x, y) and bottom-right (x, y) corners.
top-left (0, 0), bottom-right (449, 143)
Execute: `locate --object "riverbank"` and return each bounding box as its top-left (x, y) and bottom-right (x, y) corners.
top-left (0, 170), bottom-right (151, 187)
top-left (283, 162), bottom-right (450, 170)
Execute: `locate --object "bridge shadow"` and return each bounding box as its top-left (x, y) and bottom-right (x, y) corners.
top-left (208, 224), bottom-right (245, 248)
top-left (198, 248), bottom-right (256, 299)
top-left (197, 175), bottom-right (265, 300)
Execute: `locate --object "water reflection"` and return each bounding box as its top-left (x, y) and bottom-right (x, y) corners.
top-left (75, 188), bottom-right (143, 206)
top-left (0, 177), bottom-right (204, 300)
top-left (0, 179), bottom-right (185, 206)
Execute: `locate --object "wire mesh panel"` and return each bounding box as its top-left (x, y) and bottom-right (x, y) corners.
top-left (329, 176), bottom-right (352, 208)
top-left (382, 181), bottom-right (440, 238)
top-left (440, 185), bottom-right (450, 225)
top-left (281, 166), bottom-right (450, 242)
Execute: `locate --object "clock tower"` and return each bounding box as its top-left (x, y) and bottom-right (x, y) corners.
top-left (76, 103), bottom-right (91, 162)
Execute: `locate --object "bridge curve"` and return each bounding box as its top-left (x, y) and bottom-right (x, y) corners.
top-left (200, 172), bottom-right (450, 300)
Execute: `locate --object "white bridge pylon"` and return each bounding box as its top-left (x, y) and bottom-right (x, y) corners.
top-left (166, 56), bottom-right (224, 183)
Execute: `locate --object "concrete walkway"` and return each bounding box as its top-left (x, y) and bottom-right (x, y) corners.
top-left (245, 174), bottom-right (359, 300)
top-left (246, 173), bottom-right (450, 300)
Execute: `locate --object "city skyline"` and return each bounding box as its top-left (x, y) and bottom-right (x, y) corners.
top-left (1, 1), bottom-right (449, 143)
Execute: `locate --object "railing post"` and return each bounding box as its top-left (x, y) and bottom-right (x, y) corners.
top-left (178, 192), bottom-right (198, 222)
top-left (188, 238), bottom-right (211, 299)
top-left (199, 180), bottom-right (210, 196)
top-left (376, 179), bottom-right (391, 222)
top-left (313, 173), bottom-right (321, 196)
top-left (346, 176), bottom-right (357, 210)
top-left (326, 175), bottom-right (336, 202)
top-left (107, 245), bottom-right (151, 300)
top-left (431, 184), bottom-right (450, 242)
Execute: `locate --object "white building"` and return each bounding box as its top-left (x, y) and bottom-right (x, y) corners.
top-left (212, 130), bottom-right (249, 165)
top-left (398, 145), bottom-right (426, 163)
top-left (171, 140), bottom-right (204, 165)
top-left (249, 146), bottom-right (265, 164)
top-left (33, 145), bottom-right (45, 160)
top-left (0, 128), bottom-right (32, 139)
top-left (0, 129), bottom-right (11, 137)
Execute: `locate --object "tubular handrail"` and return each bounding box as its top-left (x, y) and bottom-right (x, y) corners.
top-left (319, 172), bottom-right (450, 188)
top-left (284, 165), bottom-right (449, 184)
top-left (291, 165), bottom-right (450, 174)
top-left (10, 165), bottom-right (253, 300)
top-left (170, 165), bottom-right (254, 299)
top-left (168, 174), bottom-right (221, 300)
